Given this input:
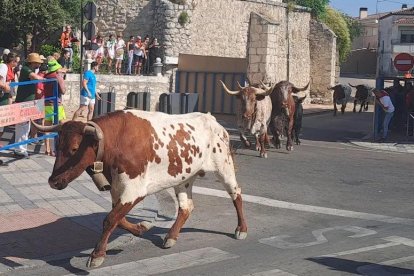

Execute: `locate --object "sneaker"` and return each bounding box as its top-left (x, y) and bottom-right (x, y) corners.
top-left (14, 151), bottom-right (29, 159)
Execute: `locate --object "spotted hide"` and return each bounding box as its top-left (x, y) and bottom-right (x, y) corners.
top-left (219, 80), bottom-right (273, 158)
top-left (32, 110), bottom-right (247, 268)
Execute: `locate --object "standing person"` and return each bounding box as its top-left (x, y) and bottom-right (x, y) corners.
top-left (105, 34), bottom-right (115, 74)
top-left (373, 88), bottom-right (395, 143)
top-left (0, 56), bottom-right (11, 145)
top-left (60, 25), bottom-right (73, 71)
top-left (57, 49), bottom-right (71, 71)
top-left (14, 53), bottom-right (44, 158)
top-left (43, 59), bottom-right (66, 156)
top-left (73, 61), bottom-right (101, 121)
top-left (133, 36), bottom-right (145, 75)
top-left (94, 34), bottom-right (105, 69)
top-left (142, 36), bottom-right (151, 75)
top-left (115, 34), bottom-right (126, 75)
top-left (126, 36), bottom-right (134, 75)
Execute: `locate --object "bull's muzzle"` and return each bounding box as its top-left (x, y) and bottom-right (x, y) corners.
top-left (48, 177), bottom-right (68, 190)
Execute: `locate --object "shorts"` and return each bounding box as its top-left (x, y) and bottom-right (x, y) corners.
top-left (45, 105), bottom-right (66, 122)
top-left (133, 54), bottom-right (144, 65)
top-left (80, 95), bottom-right (96, 106)
top-left (116, 49), bottom-right (124, 60)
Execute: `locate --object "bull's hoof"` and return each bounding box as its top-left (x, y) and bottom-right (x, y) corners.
top-left (86, 255), bottom-right (105, 268)
top-left (234, 230), bottom-right (247, 240)
top-left (353, 109), bottom-right (356, 113)
top-left (260, 152), bottom-right (268, 158)
top-left (275, 144), bottom-right (281, 149)
top-left (244, 141), bottom-right (251, 148)
top-left (139, 221), bottom-right (153, 231)
top-left (163, 237), bottom-right (177, 249)
top-left (287, 146), bottom-right (293, 151)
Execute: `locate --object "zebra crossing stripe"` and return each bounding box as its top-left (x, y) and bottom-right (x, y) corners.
top-left (82, 247), bottom-right (238, 275)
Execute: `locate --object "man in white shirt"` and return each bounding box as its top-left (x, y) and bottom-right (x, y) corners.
top-left (373, 88), bottom-right (395, 142)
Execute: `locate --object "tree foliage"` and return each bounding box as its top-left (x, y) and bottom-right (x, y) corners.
top-left (0, 0), bottom-right (81, 55)
top-left (285, 0), bottom-right (330, 19)
top-left (341, 13), bottom-right (362, 42)
top-left (322, 7), bottom-right (351, 63)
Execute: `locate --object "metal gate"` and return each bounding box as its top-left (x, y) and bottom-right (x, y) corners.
top-left (175, 71), bottom-right (246, 114)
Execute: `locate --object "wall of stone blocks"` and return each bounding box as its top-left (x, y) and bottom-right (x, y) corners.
top-left (309, 20), bottom-right (337, 104)
top-left (62, 74), bottom-right (170, 112)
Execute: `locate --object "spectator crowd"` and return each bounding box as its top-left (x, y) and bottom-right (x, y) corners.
top-left (0, 26), bottom-right (161, 159)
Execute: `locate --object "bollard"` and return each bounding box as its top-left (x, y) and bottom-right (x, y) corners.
top-left (153, 57), bottom-right (163, 76)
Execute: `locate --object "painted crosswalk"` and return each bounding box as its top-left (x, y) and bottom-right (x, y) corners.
top-left (77, 247), bottom-right (238, 276)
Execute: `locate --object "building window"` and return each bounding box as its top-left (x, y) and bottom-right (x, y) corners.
top-left (400, 30), bottom-right (414, 43)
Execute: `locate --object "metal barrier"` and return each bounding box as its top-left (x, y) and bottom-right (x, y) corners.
top-left (94, 86), bottom-right (116, 117)
top-left (159, 93), bottom-right (199, 114)
top-left (0, 79), bottom-right (59, 152)
top-left (126, 91), bottom-right (151, 111)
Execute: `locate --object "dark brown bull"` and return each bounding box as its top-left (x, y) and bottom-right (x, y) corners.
top-left (263, 81), bottom-right (309, 151)
top-left (349, 83), bottom-right (373, 113)
top-left (31, 110), bottom-right (247, 268)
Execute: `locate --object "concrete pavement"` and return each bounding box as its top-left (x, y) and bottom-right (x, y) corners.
top-left (0, 104), bottom-right (413, 273)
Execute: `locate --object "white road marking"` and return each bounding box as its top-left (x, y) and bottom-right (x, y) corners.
top-left (320, 236), bottom-right (414, 258)
top-left (82, 247), bottom-right (238, 275)
top-left (193, 186), bottom-right (414, 226)
top-left (320, 241), bottom-right (400, 258)
top-left (243, 268), bottom-right (297, 275)
top-left (259, 226), bottom-right (377, 249)
top-left (357, 255), bottom-right (414, 275)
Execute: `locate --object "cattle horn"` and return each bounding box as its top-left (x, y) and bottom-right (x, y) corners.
top-left (259, 81), bottom-right (271, 91)
top-left (30, 119), bottom-right (62, 132)
top-left (219, 80), bottom-right (241, 96)
top-left (348, 83), bottom-right (357, 88)
top-left (255, 84), bottom-right (274, 96)
top-left (292, 92), bottom-right (307, 99)
top-left (83, 125), bottom-right (103, 140)
top-left (237, 81), bottom-right (246, 90)
top-left (293, 81), bottom-right (310, 92)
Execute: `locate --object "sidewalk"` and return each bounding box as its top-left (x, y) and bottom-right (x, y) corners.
top-left (0, 152), bottom-right (159, 273)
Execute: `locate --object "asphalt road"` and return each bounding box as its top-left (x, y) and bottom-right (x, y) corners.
top-left (10, 105), bottom-right (414, 276)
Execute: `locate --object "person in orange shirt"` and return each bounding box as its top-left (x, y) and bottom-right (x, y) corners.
top-left (60, 25), bottom-right (74, 71)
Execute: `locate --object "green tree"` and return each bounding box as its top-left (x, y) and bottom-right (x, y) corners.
top-left (322, 7), bottom-right (351, 63)
top-left (285, 0), bottom-right (330, 19)
top-left (341, 13), bottom-right (362, 42)
top-left (0, 0), bottom-right (81, 56)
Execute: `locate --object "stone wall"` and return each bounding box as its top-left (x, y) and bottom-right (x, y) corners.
top-left (309, 20), bottom-right (337, 104)
top-left (62, 74), bottom-right (170, 112)
top-left (95, 0), bottom-right (153, 38)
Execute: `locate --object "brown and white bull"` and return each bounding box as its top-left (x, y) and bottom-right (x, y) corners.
top-left (32, 110), bottom-right (247, 268)
top-left (219, 80), bottom-right (273, 158)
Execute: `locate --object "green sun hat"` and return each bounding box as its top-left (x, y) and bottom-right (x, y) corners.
top-left (48, 59), bottom-right (62, 73)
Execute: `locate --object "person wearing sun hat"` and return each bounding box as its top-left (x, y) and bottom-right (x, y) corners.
top-left (13, 53), bottom-right (44, 158)
top-left (42, 58), bottom-right (67, 156)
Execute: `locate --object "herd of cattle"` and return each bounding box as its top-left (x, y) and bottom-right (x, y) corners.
top-left (220, 80), bottom-right (374, 157)
top-left (29, 80), bottom-right (372, 268)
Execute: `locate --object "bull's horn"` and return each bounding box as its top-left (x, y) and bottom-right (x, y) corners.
top-left (259, 81), bottom-right (271, 90)
top-left (255, 85), bottom-right (274, 96)
top-left (83, 125), bottom-right (103, 140)
top-left (292, 91), bottom-right (307, 99)
top-left (293, 81), bottom-right (310, 92)
top-left (219, 80), bottom-right (240, 96)
top-left (237, 81), bottom-right (247, 90)
top-left (31, 120), bottom-right (61, 132)
top-left (348, 83), bottom-right (357, 88)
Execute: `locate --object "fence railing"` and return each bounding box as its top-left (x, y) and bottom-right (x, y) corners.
top-left (0, 79), bottom-right (59, 152)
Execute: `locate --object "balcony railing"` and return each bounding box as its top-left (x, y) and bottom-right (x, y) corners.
top-left (391, 39), bottom-right (414, 45)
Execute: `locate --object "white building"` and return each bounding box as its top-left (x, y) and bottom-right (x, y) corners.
top-left (378, 6), bottom-right (414, 77)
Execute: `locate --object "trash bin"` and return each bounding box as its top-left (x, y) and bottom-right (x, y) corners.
top-left (126, 92), bottom-right (151, 111)
top-left (159, 93), bottom-right (198, 114)
top-left (94, 87), bottom-right (116, 117)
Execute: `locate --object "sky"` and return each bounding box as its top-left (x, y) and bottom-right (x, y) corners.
top-left (329, 0), bottom-right (414, 17)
